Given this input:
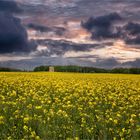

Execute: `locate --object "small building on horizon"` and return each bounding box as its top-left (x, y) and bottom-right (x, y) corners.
top-left (49, 66), bottom-right (54, 72)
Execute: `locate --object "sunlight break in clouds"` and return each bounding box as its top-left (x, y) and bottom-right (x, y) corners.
top-left (64, 40), bottom-right (140, 63)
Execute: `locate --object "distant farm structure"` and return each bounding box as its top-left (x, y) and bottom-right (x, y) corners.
top-left (49, 66), bottom-right (54, 72)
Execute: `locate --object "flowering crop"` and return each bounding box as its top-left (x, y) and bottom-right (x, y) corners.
top-left (0, 72), bottom-right (140, 140)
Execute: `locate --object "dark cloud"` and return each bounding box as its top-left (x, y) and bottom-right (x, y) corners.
top-left (125, 35), bottom-right (140, 45)
top-left (53, 27), bottom-right (66, 36)
top-left (82, 13), bottom-right (140, 45)
top-left (82, 13), bottom-right (122, 39)
top-left (0, 12), bottom-right (37, 54)
top-left (94, 58), bottom-right (140, 69)
top-left (82, 13), bottom-right (121, 30)
top-left (124, 22), bottom-right (140, 35)
top-left (0, 0), bottom-right (22, 13)
top-left (36, 39), bottom-right (101, 56)
top-left (121, 22), bottom-right (140, 45)
top-left (123, 59), bottom-right (140, 68)
top-left (27, 23), bottom-right (52, 32)
top-left (95, 58), bottom-right (120, 68)
top-left (27, 23), bottom-right (66, 35)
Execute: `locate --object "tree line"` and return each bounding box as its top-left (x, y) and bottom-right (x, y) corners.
top-left (34, 65), bottom-right (140, 74)
top-left (1, 66), bottom-right (140, 74)
top-left (0, 67), bottom-right (21, 72)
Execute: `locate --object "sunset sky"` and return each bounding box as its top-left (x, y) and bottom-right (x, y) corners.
top-left (0, 0), bottom-right (140, 70)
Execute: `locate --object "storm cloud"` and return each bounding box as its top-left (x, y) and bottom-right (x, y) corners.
top-left (122, 22), bottom-right (140, 45)
top-left (82, 13), bottom-right (140, 45)
top-left (0, 0), bottom-right (22, 13)
top-left (36, 39), bottom-right (101, 56)
top-left (0, 12), bottom-right (37, 54)
top-left (124, 22), bottom-right (140, 35)
top-left (0, 0), bottom-right (140, 69)
top-left (82, 13), bottom-right (122, 39)
top-left (27, 23), bottom-right (52, 32)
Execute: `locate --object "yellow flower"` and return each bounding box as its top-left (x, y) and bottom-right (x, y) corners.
top-left (114, 119), bottom-right (118, 124)
top-left (122, 128), bottom-right (126, 133)
top-left (109, 118), bottom-right (113, 121)
top-left (0, 116), bottom-right (4, 125)
top-left (131, 114), bottom-right (136, 118)
top-left (35, 106), bottom-right (42, 110)
top-left (23, 117), bottom-right (30, 124)
top-left (23, 125), bottom-right (28, 132)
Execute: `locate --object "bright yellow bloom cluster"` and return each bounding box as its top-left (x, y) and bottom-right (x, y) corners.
top-left (0, 116), bottom-right (4, 125)
top-left (0, 72), bottom-right (140, 139)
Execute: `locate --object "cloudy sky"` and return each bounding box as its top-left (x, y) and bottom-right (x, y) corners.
top-left (0, 0), bottom-right (140, 70)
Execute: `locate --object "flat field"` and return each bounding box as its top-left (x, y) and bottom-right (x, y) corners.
top-left (0, 72), bottom-right (140, 140)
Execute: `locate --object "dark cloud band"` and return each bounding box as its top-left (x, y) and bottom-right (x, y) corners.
top-left (35, 39), bottom-right (102, 56)
top-left (82, 13), bottom-right (140, 45)
top-left (0, 0), bottom-right (22, 13)
top-left (27, 23), bottom-right (66, 36)
top-left (82, 13), bottom-right (122, 39)
top-left (122, 22), bottom-right (140, 45)
top-left (0, 12), bottom-right (37, 54)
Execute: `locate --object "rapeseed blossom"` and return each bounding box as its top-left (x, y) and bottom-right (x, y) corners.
top-left (0, 72), bottom-right (140, 139)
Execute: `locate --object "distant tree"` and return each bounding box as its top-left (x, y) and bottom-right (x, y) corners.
top-left (0, 67), bottom-right (21, 72)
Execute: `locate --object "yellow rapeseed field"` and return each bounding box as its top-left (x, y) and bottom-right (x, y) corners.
top-left (0, 72), bottom-right (140, 140)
